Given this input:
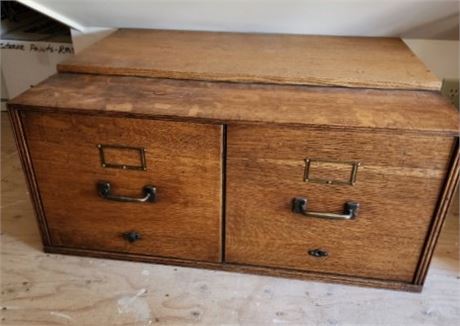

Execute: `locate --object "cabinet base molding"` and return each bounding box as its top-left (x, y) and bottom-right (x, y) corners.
top-left (44, 246), bottom-right (422, 292)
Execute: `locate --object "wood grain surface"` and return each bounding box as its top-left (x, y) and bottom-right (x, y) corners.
top-left (57, 29), bottom-right (441, 91)
top-left (2, 112), bottom-right (459, 325)
top-left (20, 111), bottom-right (223, 262)
top-left (9, 74), bottom-right (458, 135)
top-left (225, 124), bottom-right (456, 282)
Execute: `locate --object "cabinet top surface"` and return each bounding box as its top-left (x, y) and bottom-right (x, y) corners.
top-left (10, 73), bottom-right (458, 135)
top-left (58, 29), bottom-right (440, 91)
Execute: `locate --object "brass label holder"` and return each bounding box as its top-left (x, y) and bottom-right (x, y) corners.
top-left (304, 158), bottom-right (360, 186)
top-left (97, 144), bottom-right (147, 171)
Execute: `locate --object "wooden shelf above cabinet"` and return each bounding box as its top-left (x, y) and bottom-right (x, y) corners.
top-left (57, 29), bottom-right (441, 91)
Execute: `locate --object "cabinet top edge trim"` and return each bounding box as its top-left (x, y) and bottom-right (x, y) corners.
top-left (8, 73), bottom-right (458, 135)
top-left (9, 104), bottom-right (459, 137)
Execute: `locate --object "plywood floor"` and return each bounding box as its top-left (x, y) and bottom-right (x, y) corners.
top-left (1, 112), bottom-right (459, 325)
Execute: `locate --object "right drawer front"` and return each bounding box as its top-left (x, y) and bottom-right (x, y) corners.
top-left (225, 125), bottom-right (454, 282)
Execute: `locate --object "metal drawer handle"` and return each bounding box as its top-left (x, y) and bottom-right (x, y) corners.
top-left (292, 197), bottom-right (359, 220)
top-left (97, 181), bottom-right (156, 203)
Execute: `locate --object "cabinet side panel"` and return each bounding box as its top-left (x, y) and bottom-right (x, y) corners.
top-left (414, 138), bottom-right (459, 285)
top-left (7, 106), bottom-right (51, 246)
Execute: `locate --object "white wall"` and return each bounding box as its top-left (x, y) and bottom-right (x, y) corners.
top-left (404, 39), bottom-right (459, 79)
top-left (14, 0), bottom-right (460, 82)
top-left (19, 0), bottom-right (459, 39)
top-left (70, 28), bottom-right (116, 54)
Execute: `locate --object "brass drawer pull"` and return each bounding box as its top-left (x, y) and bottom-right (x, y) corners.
top-left (292, 197), bottom-right (359, 220)
top-left (122, 231), bottom-right (141, 243)
top-left (97, 181), bottom-right (156, 203)
top-left (308, 248), bottom-right (328, 257)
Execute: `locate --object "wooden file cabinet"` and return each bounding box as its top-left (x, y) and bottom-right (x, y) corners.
top-left (9, 29), bottom-right (459, 291)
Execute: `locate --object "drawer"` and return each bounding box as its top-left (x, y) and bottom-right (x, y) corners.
top-left (22, 111), bottom-right (223, 262)
top-left (225, 125), bottom-right (454, 282)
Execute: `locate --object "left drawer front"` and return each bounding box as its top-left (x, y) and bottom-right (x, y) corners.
top-left (22, 111), bottom-right (223, 262)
